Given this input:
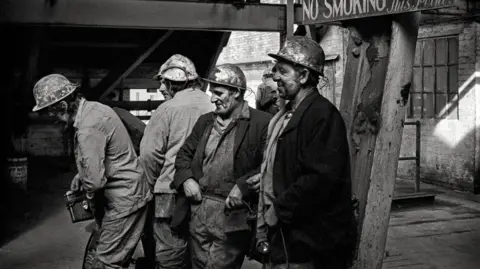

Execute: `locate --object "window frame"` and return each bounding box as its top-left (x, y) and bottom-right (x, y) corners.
top-left (408, 35), bottom-right (459, 120)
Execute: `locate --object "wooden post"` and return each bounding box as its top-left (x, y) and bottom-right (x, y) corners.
top-left (339, 13), bottom-right (421, 269)
top-left (339, 16), bottom-right (392, 230)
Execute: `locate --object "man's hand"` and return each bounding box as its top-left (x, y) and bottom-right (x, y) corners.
top-left (225, 185), bottom-right (243, 209)
top-left (246, 174), bottom-right (261, 193)
top-left (183, 178), bottom-right (202, 202)
top-left (70, 173), bottom-right (83, 192)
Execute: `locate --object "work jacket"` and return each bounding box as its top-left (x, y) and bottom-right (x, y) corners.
top-left (140, 88), bottom-right (214, 193)
top-left (267, 91), bottom-right (357, 265)
top-left (169, 106), bottom-right (272, 230)
top-left (74, 99), bottom-right (152, 221)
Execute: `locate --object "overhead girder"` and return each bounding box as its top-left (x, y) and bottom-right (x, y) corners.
top-left (0, 0), bottom-right (306, 32)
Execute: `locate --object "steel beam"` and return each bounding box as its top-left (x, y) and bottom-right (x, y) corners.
top-left (0, 0), bottom-right (289, 32)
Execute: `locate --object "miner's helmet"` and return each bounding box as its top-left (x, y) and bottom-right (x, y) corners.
top-left (268, 36), bottom-right (325, 76)
top-left (204, 64), bottom-right (247, 93)
top-left (153, 54), bottom-right (199, 82)
top-left (32, 74), bottom-right (78, 112)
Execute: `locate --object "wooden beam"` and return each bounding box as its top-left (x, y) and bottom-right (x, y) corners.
top-left (89, 31), bottom-right (172, 101)
top-left (49, 41), bottom-right (141, 49)
top-left (203, 32), bottom-right (231, 79)
top-left (0, 0), bottom-right (289, 32)
top-left (102, 100), bottom-right (163, 111)
top-left (354, 13), bottom-right (420, 269)
top-left (338, 17), bottom-right (392, 267)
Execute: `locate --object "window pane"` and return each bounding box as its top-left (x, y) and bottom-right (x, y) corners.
top-left (448, 66), bottom-right (458, 93)
top-left (435, 94), bottom-right (448, 118)
top-left (413, 67), bottom-right (422, 92)
top-left (423, 67), bottom-right (434, 92)
top-left (448, 38), bottom-right (458, 64)
top-left (423, 93), bottom-right (435, 118)
top-left (436, 66), bottom-right (448, 92)
top-left (414, 41), bottom-right (422, 66)
top-left (447, 94), bottom-right (459, 119)
top-left (423, 39), bottom-right (435, 65)
top-left (435, 39), bottom-right (447, 65)
top-left (412, 93), bottom-right (423, 117)
top-left (406, 92), bottom-right (413, 118)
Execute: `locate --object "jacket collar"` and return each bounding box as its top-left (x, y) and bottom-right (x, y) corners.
top-left (282, 89), bottom-right (319, 134)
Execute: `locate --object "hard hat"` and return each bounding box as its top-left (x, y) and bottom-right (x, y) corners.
top-left (268, 36), bottom-right (325, 75)
top-left (153, 54), bottom-right (198, 82)
top-left (32, 74), bottom-right (78, 112)
top-left (204, 64), bottom-right (247, 91)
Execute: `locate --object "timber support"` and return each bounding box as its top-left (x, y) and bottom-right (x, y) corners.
top-left (338, 13), bottom-right (421, 269)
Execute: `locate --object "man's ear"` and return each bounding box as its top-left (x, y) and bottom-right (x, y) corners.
top-left (298, 68), bottom-right (310, 85)
top-left (232, 88), bottom-right (241, 99)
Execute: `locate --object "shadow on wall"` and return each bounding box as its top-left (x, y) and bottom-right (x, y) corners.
top-left (398, 71), bottom-right (480, 193)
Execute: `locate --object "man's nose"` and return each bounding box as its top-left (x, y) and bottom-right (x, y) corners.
top-left (272, 72), bottom-right (280, 82)
top-left (211, 95), bottom-right (217, 103)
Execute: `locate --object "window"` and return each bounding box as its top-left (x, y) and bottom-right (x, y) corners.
top-left (407, 36), bottom-right (459, 119)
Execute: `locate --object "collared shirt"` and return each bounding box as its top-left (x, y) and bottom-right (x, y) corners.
top-left (140, 88), bottom-right (214, 194)
top-left (74, 99), bottom-right (151, 220)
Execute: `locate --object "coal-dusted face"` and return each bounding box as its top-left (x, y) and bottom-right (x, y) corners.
top-left (272, 60), bottom-right (309, 101)
top-left (209, 84), bottom-right (241, 118)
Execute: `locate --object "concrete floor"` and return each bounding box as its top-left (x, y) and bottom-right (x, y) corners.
top-left (1, 172), bottom-right (480, 269)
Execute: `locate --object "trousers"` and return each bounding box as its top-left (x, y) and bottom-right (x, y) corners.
top-left (189, 197), bottom-right (250, 269)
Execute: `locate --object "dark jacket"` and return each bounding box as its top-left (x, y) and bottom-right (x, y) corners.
top-left (269, 91), bottom-right (357, 265)
top-left (170, 107), bottom-right (272, 230)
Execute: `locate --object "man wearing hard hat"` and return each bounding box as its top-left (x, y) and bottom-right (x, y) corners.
top-left (170, 64), bottom-right (272, 269)
top-left (254, 36), bottom-right (358, 268)
top-left (32, 74), bottom-right (152, 269)
top-left (255, 66), bottom-right (284, 115)
top-left (140, 54), bottom-right (214, 269)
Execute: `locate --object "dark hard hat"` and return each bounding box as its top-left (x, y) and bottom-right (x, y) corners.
top-left (268, 36), bottom-right (325, 75)
top-left (32, 74), bottom-right (78, 112)
top-left (204, 64), bottom-right (247, 91)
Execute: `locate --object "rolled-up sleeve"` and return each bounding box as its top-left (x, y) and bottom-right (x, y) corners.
top-left (76, 127), bottom-right (108, 193)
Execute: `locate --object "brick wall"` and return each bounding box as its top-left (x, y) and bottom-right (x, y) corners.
top-left (397, 21), bottom-right (479, 192)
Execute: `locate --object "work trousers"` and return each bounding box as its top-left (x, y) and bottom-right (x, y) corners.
top-left (189, 197), bottom-right (250, 269)
top-left (153, 218), bottom-right (189, 268)
top-left (95, 205), bottom-right (148, 269)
